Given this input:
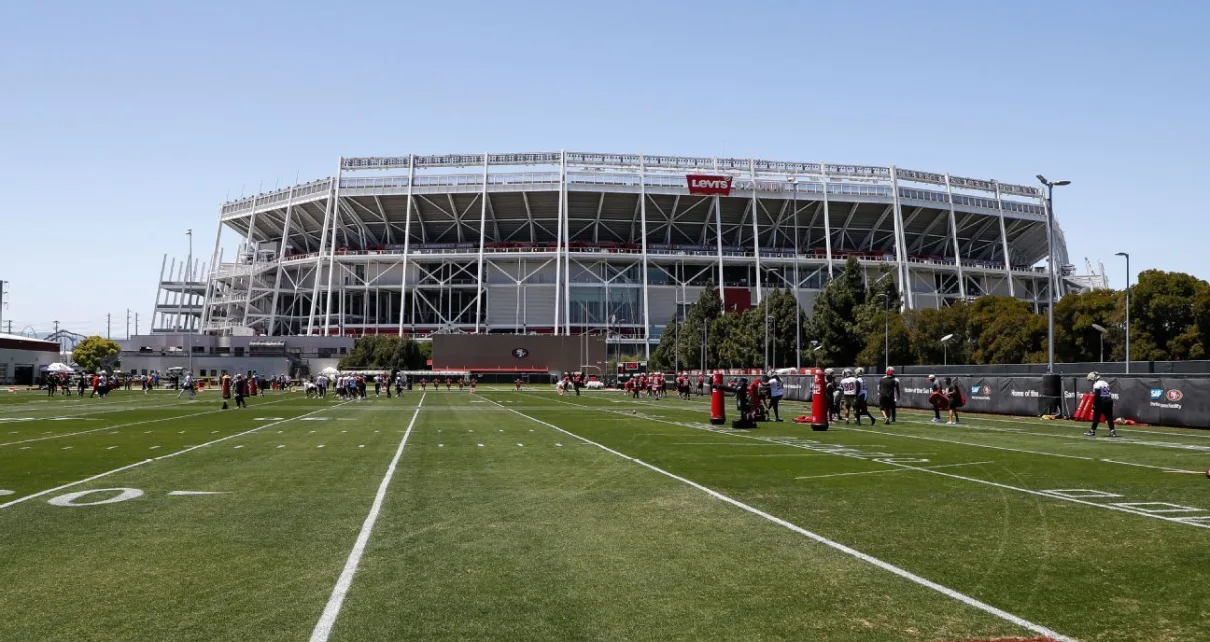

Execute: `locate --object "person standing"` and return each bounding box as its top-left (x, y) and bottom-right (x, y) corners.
top-left (1085, 372), bottom-right (1118, 438)
top-left (234, 374), bottom-right (248, 409)
top-left (768, 374), bottom-right (785, 422)
top-left (839, 369), bottom-right (858, 423)
top-left (944, 377), bottom-right (964, 425)
top-left (853, 368), bottom-right (878, 426)
top-left (927, 374), bottom-right (946, 423)
top-left (878, 368), bottom-right (901, 425)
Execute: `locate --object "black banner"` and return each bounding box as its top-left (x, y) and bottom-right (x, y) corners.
top-left (770, 374), bottom-right (1210, 430)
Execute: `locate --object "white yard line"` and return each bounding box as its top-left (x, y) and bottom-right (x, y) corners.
top-left (308, 392), bottom-right (426, 642)
top-left (476, 394), bottom-right (1076, 642)
top-left (0, 401), bottom-right (350, 510)
top-left (0, 398), bottom-right (293, 448)
top-left (795, 461), bottom-right (995, 480)
top-left (897, 408), bottom-right (1210, 440)
top-left (528, 393), bottom-right (1210, 531)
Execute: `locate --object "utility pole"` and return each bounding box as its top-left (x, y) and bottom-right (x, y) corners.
top-left (126, 309), bottom-right (131, 339)
top-left (0, 280), bottom-right (7, 335)
top-left (107, 313), bottom-right (111, 340)
top-left (135, 313), bottom-right (140, 336)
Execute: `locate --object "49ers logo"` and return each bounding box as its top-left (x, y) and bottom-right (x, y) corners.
top-left (686, 174), bottom-right (733, 195)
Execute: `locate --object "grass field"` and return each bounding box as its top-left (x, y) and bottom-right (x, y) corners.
top-left (1, 386), bottom-right (1208, 642)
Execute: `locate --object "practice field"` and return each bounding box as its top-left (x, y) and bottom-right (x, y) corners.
top-left (2, 387), bottom-right (1208, 642)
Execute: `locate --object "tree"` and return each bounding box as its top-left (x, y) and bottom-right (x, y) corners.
top-left (809, 257), bottom-right (867, 366)
top-left (904, 304), bottom-right (970, 366)
top-left (966, 297), bottom-right (1047, 364)
top-left (1127, 270), bottom-right (1210, 361)
top-left (339, 336), bottom-right (428, 371)
top-left (856, 310), bottom-right (913, 369)
top-left (72, 336), bottom-right (121, 373)
top-left (1054, 289), bottom-right (1123, 363)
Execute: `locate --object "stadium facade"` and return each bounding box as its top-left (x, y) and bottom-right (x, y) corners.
top-left (152, 151), bottom-right (1089, 358)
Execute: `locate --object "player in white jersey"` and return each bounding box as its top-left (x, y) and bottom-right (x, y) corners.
top-left (1085, 372), bottom-right (1118, 438)
top-left (840, 369), bottom-right (858, 423)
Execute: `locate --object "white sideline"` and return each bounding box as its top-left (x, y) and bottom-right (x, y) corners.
top-left (308, 392), bottom-right (426, 642)
top-left (530, 394), bottom-right (1210, 531)
top-left (0, 401), bottom-right (350, 510)
top-left (0, 398), bottom-right (293, 448)
top-left (476, 394), bottom-right (1077, 642)
top-left (601, 394), bottom-right (1195, 473)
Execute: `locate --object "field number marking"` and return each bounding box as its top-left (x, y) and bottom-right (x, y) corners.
top-left (48, 488), bottom-right (144, 507)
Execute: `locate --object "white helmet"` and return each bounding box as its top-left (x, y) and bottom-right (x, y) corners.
top-left (855, 367), bottom-right (865, 377)
top-left (928, 374), bottom-right (936, 381)
top-left (824, 368), bottom-right (834, 376)
top-left (842, 368), bottom-right (853, 377)
top-left (1087, 372), bottom-right (1100, 382)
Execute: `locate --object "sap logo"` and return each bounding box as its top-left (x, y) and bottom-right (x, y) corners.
top-left (1166, 389), bottom-right (1183, 402)
top-left (511, 348), bottom-right (529, 359)
top-left (971, 385), bottom-right (990, 396)
top-left (1150, 388), bottom-right (1164, 400)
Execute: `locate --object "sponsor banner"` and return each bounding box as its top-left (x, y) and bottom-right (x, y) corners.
top-left (686, 174), bottom-right (733, 196)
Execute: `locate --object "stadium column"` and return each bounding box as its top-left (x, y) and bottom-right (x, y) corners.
top-left (821, 164), bottom-right (834, 280)
top-left (267, 184), bottom-right (297, 336)
top-left (749, 159), bottom-right (762, 305)
top-left (562, 151), bottom-right (572, 336)
top-left (475, 154), bottom-right (489, 334)
top-left (240, 195), bottom-right (262, 329)
top-left (639, 155), bottom-right (652, 359)
top-left (888, 166), bottom-right (914, 309)
top-left (306, 175), bottom-right (337, 335)
top-left (323, 159), bottom-right (345, 336)
top-left (397, 155), bottom-right (415, 336)
top-left (993, 181), bottom-right (1016, 297)
top-left (554, 154), bottom-right (564, 335)
top-left (201, 209), bottom-right (224, 331)
top-left (712, 157), bottom-right (725, 312)
top-left (943, 174), bottom-right (968, 300)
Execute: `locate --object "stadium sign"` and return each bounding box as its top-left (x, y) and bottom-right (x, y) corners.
top-left (686, 174), bottom-right (733, 195)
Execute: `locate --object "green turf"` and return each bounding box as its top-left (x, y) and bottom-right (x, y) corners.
top-left (1, 387), bottom-right (1207, 641)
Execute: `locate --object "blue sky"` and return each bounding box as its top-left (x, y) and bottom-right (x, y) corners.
top-left (1, 0), bottom-right (1206, 338)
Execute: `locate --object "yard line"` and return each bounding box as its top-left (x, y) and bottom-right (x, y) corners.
top-left (475, 394), bottom-right (1076, 642)
top-left (0, 398), bottom-right (293, 448)
top-left (898, 408), bottom-right (1210, 441)
top-left (530, 394), bottom-right (1210, 531)
top-left (308, 393), bottom-right (426, 642)
top-left (0, 402), bottom-right (351, 510)
top-left (796, 461), bottom-right (995, 480)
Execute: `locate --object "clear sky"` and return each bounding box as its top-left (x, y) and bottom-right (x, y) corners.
top-left (1, 0), bottom-right (1206, 338)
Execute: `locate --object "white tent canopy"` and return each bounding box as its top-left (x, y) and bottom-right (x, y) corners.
top-left (320, 367), bottom-right (339, 375)
top-left (46, 363), bottom-right (74, 373)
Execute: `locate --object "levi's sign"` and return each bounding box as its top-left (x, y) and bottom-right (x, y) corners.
top-left (686, 174), bottom-right (733, 195)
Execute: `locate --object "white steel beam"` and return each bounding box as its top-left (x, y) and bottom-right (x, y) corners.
top-left (889, 167), bottom-right (913, 309)
top-left (994, 182), bottom-right (1016, 297)
top-left (749, 160), bottom-right (763, 304)
top-left (639, 156), bottom-right (652, 358)
top-left (305, 178), bottom-right (336, 335)
top-left (397, 156), bottom-right (416, 334)
top-left (944, 174), bottom-right (967, 300)
top-left (322, 160), bottom-right (345, 336)
top-left (822, 174), bottom-right (834, 280)
top-left (475, 155), bottom-right (488, 333)
top-left (266, 184), bottom-right (297, 335)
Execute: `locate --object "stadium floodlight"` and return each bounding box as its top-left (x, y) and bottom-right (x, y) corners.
top-left (1037, 175), bottom-right (1071, 375)
top-left (1091, 323), bottom-right (1109, 363)
top-left (1115, 252), bottom-right (1131, 373)
top-left (940, 334), bottom-right (954, 366)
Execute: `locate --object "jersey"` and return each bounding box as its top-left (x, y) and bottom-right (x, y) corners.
top-left (840, 376), bottom-right (858, 397)
top-left (1093, 379), bottom-right (1113, 400)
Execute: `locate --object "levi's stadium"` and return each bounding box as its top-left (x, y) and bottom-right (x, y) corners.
top-left (154, 151), bottom-right (1094, 355)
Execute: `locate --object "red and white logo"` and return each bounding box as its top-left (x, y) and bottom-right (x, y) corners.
top-left (1166, 389), bottom-right (1183, 402)
top-left (686, 174), bottom-right (733, 196)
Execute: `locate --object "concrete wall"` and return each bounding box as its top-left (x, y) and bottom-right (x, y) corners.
top-left (0, 348), bottom-right (58, 385)
top-left (432, 334), bottom-right (605, 375)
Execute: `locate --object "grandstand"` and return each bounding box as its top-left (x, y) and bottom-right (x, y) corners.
top-left (158, 152), bottom-right (1085, 357)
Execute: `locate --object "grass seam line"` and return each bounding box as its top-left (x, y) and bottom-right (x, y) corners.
top-left (0, 400), bottom-right (350, 510)
top-left (308, 392), bottom-right (427, 642)
top-left (475, 393), bottom-right (1078, 642)
top-left (0, 398), bottom-right (294, 448)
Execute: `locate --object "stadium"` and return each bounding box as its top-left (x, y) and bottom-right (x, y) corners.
top-left (165, 152), bottom-right (1084, 358)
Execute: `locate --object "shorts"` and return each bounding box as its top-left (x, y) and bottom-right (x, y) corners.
top-left (843, 395), bottom-right (857, 412)
top-left (879, 395), bottom-right (895, 411)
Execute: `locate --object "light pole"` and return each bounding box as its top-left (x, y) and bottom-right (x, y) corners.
top-left (1036, 175), bottom-right (1071, 374)
top-left (941, 333), bottom-right (954, 367)
top-left (185, 228), bottom-right (194, 374)
top-left (876, 292), bottom-right (889, 372)
top-left (764, 313), bottom-right (773, 371)
top-left (1091, 323), bottom-right (1108, 363)
top-left (1115, 252), bottom-right (1130, 373)
top-left (809, 340), bottom-right (822, 367)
